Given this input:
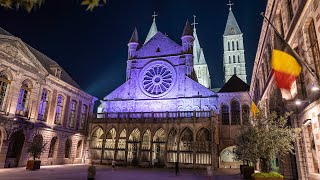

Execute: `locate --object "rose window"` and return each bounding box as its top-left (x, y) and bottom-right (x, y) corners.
top-left (142, 64), bottom-right (173, 95)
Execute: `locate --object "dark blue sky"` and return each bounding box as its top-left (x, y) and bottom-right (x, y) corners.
top-left (0, 0), bottom-right (266, 99)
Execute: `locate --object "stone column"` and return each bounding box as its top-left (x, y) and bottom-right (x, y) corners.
top-left (0, 140), bottom-right (9, 168)
top-left (100, 126), bottom-right (107, 165)
top-left (124, 127), bottom-right (129, 166)
top-left (114, 124), bottom-right (120, 160)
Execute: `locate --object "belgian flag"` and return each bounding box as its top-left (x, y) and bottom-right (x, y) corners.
top-left (271, 33), bottom-right (302, 90)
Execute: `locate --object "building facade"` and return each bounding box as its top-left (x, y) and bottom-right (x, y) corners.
top-left (90, 16), bottom-right (252, 168)
top-left (223, 6), bottom-right (247, 83)
top-left (250, 0), bottom-right (320, 179)
top-left (0, 28), bottom-right (97, 168)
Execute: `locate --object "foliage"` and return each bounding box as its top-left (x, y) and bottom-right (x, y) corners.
top-left (252, 172), bottom-right (284, 178)
top-left (234, 111), bottom-right (300, 173)
top-left (27, 137), bottom-right (47, 161)
top-left (0, 0), bottom-right (107, 12)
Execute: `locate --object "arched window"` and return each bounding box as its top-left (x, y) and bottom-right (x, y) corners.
top-left (228, 56), bottom-right (231, 63)
top-left (233, 55), bottom-right (236, 63)
top-left (228, 41), bottom-right (230, 51)
top-left (167, 128), bottom-right (178, 162)
top-left (232, 41), bottom-right (235, 50)
top-left (231, 101), bottom-right (240, 125)
top-left (16, 80), bottom-right (31, 117)
top-left (38, 88), bottom-right (50, 121)
top-left (221, 105), bottom-right (229, 125)
top-left (54, 95), bottom-right (64, 125)
top-left (180, 128), bottom-right (193, 164)
top-left (234, 67), bottom-right (237, 74)
top-left (0, 73), bottom-right (10, 112)
top-left (68, 100), bottom-right (77, 128)
top-left (80, 104), bottom-right (88, 130)
top-left (76, 140), bottom-right (82, 158)
top-left (236, 41), bottom-right (239, 50)
top-left (238, 55), bottom-right (240, 63)
top-left (242, 105), bottom-right (250, 125)
top-left (48, 137), bottom-right (58, 158)
top-left (65, 139), bottom-right (72, 159)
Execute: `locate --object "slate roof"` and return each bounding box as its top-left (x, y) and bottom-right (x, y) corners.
top-left (144, 20), bottom-right (158, 44)
top-left (129, 27), bottom-right (139, 43)
top-left (224, 10), bottom-right (242, 36)
top-left (0, 27), bottom-right (80, 88)
top-left (218, 74), bottom-right (249, 93)
top-left (182, 20), bottom-right (193, 37)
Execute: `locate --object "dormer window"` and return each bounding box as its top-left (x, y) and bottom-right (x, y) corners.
top-left (55, 68), bottom-right (62, 78)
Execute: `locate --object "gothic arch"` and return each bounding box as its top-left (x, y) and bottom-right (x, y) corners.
top-left (180, 127), bottom-right (193, 141)
top-left (91, 125), bottom-right (104, 138)
top-left (196, 128), bottom-right (211, 141)
top-left (0, 70), bottom-right (13, 81)
top-left (129, 128), bottom-right (140, 142)
top-left (153, 128), bottom-right (165, 142)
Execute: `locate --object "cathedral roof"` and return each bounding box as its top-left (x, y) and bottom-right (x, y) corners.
top-left (144, 19), bottom-right (158, 44)
top-left (193, 29), bottom-right (207, 65)
top-left (224, 9), bottom-right (242, 36)
top-left (129, 28), bottom-right (139, 43)
top-left (218, 75), bottom-right (249, 93)
top-left (0, 27), bottom-right (80, 88)
top-left (182, 20), bottom-right (193, 37)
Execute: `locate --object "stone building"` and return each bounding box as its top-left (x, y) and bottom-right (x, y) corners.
top-left (250, 0), bottom-right (320, 179)
top-left (90, 14), bottom-right (252, 168)
top-left (223, 5), bottom-right (247, 83)
top-left (0, 28), bottom-right (97, 168)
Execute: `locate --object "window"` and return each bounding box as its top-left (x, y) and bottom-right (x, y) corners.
top-left (228, 41), bottom-right (230, 51)
top-left (242, 105), bottom-right (250, 125)
top-left (80, 105), bottom-right (88, 130)
top-left (229, 56), bottom-right (231, 63)
top-left (65, 139), bottom-right (72, 159)
top-left (76, 140), bottom-right (82, 158)
top-left (0, 73), bottom-right (10, 112)
top-left (236, 41), bottom-right (239, 50)
top-left (232, 41), bottom-right (235, 50)
top-left (54, 95), bottom-right (64, 125)
top-left (48, 137), bottom-right (58, 158)
top-left (68, 100), bottom-right (77, 128)
top-left (16, 80), bottom-right (31, 117)
top-left (238, 55), bottom-right (240, 63)
top-left (231, 101), bottom-right (240, 125)
top-left (221, 105), bottom-right (229, 125)
top-left (38, 88), bottom-right (50, 121)
top-left (55, 68), bottom-right (62, 78)
top-left (287, 0), bottom-right (294, 21)
top-left (234, 67), bottom-right (237, 74)
top-left (308, 20), bottom-right (320, 79)
top-left (233, 55), bottom-right (236, 63)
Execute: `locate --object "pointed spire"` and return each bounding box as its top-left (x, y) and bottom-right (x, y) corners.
top-left (182, 20), bottom-right (193, 37)
top-left (129, 27), bottom-right (139, 43)
top-left (224, 2), bottom-right (241, 36)
top-left (144, 12), bottom-right (158, 44)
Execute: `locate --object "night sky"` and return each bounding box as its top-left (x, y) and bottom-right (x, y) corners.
top-left (0, 0), bottom-right (267, 99)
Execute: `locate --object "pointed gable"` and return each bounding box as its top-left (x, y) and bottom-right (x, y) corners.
top-left (224, 10), bottom-right (242, 36)
top-left (136, 32), bottom-right (182, 58)
top-left (218, 75), bottom-right (249, 93)
top-left (144, 20), bottom-right (158, 44)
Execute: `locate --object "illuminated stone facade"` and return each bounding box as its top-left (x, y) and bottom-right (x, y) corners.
top-left (92, 19), bottom-right (251, 168)
top-left (250, 0), bottom-right (320, 179)
top-left (0, 28), bottom-right (96, 168)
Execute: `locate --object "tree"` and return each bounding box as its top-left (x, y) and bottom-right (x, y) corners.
top-left (234, 111), bottom-right (300, 173)
top-left (0, 0), bottom-right (107, 12)
top-left (27, 136), bottom-right (47, 161)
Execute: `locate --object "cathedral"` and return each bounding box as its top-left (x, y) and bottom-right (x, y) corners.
top-left (90, 6), bottom-right (251, 168)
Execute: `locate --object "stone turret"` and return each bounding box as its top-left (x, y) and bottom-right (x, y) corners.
top-left (128, 28), bottom-right (139, 59)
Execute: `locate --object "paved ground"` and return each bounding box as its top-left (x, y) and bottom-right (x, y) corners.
top-left (0, 164), bottom-right (243, 180)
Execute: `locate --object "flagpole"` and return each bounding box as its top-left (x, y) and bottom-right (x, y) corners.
top-left (260, 12), bottom-right (320, 84)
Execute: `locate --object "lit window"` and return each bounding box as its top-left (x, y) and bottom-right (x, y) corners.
top-left (68, 100), bottom-right (77, 128)
top-left (80, 104), bottom-right (88, 130)
top-left (38, 88), bottom-right (50, 121)
top-left (0, 73), bottom-right (10, 112)
top-left (16, 80), bottom-right (31, 117)
top-left (54, 94), bottom-right (64, 125)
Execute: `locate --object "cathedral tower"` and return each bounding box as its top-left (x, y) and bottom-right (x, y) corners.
top-left (192, 16), bottom-right (211, 88)
top-left (223, 1), bottom-right (247, 83)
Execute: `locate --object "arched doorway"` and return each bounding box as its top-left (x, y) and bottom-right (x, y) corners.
top-left (152, 128), bottom-right (165, 167)
top-left (5, 130), bottom-right (25, 168)
top-left (219, 146), bottom-right (242, 168)
top-left (128, 128), bottom-right (140, 166)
